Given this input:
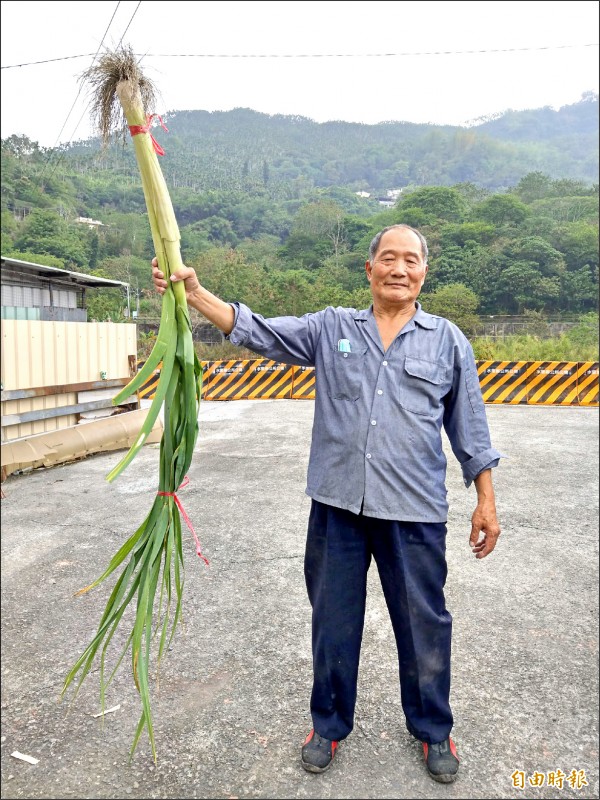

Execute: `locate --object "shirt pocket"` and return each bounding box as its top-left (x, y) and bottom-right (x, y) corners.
top-left (327, 348), bottom-right (367, 401)
top-left (399, 356), bottom-right (449, 416)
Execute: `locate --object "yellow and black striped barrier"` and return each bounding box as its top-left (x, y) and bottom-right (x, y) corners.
top-left (202, 359), bottom-right (294, 400)
top-left (137, 359), bottom-right (598, 407)
top-left (478, 361), bottom-right (598, 406)
top-left (291, 366), bottom-right (316, 400)
top-left (577, 362), bottom-right (599, 406)
top-left (137, 360), bottom-right (163, 401)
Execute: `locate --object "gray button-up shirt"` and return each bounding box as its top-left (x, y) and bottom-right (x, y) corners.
top-left (228, 301), bottom-right (502, 522)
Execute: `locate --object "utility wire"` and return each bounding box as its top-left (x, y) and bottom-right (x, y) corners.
top-left (116, 0), bottom-right (141, 48)
top-left (60, 0), bottom-right (142, 145)
top-left (38, 1), bottom-right (123, 180)
top-left (41, 0), bottom-right (142, 179)
top-left (2, 42), bottom-right (598, 69)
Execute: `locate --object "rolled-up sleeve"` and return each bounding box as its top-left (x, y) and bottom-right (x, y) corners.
top-left (460, 450), bottom-right (501, 487)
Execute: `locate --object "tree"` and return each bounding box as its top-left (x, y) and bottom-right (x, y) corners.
top-left (419, 284), bottom-right (480, 337)
top-left (194, 247), bottom-right (272, 313)
top-left (505, 237), bottom-right (565, 281)
top-left (560, 267), bottom-right (599, 312)
top-left (86, 286), bottom-right (126, 322)
top-left (269, 269), bottom-right (316, 316)
top-left (497, 262), bottom-right (560, 312)
top-left (426, 242), bottom-right (487, 296)
top-left (473, 194), bottom-right (529, 226)
top-left (278, 232), bottom-right (332, 270)
top-left (440, 222), bottom-right (496, 247)
top-left (291, 199), bottom-right (349, 262)
top-left (13, 209), bottom-right (91, 268)
top-left (1, 134), bottom-right (42, 158)
top-left (398, 187), bottom-right (469, 223)
top-left (512, 172), bottom-right (553, 202)
top-left (564, 312), bottom-right (599, 352)
top-left (1, 209), bottom-right (18, 252)
top-left (529, 196), bottom-right (599, 224)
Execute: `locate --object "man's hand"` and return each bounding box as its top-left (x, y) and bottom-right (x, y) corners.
top-left (470, 469), bottom-right (501, 559)
top-left (469, 501), bottom-right (501, 559)
top-left (151, 257), bottom-right (201, 300)
top-left (150, 257), bottom-right (235, 335)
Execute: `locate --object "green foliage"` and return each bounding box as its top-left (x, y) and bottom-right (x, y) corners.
top-left (398, 186), bottom-right (469, 222)
top-left (137, 329), bottom-right (158, 360)
top-left (512, 172), bottom-right (553, 203)
top-left (553, 221), bottom-right (599, 271)
top-left (13, 209), bottom-right (92, 267)
top-left (471, 312), bottom-right (599, 360)
top-left (563, 312), bottom-right (599, 353)
top-left (513, 171), bottom-right (597, 203)
top-left (86, 288), bottom-right (126, 322)
top-left (471, 332), bottom-right (598, 361)
top-left (278, 231), bottom-right (332, 270)
top-left (528, 196), bottom-right (599, 224)
top-left (440, 222), bottom-right (496, 247)
top-left (193, 340), bottom-right (257, 361)
top-left (192, 247), bottom-right (277, 313)
top-left (473, 194), bottom-right (529, 226)
top-left (420, 284), bottom-right (480, 337)
top-left (520, 309), bottom-right (552, 338)
top-left (1, 98), bottom-right (598, 322)
top-left (1, 249), bottom-right (65, 268)
top-left (470, 337), bottom-right (497, 360)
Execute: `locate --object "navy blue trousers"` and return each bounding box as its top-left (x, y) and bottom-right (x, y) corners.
top-left (304, 500), bottom-right (453, 744)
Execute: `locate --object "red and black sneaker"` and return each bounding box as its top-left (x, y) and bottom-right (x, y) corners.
top-left (301, 729), bottom-right (338, 773)
top-left (423, 737), bottom-right (459, 783)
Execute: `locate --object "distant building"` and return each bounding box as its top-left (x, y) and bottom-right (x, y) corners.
top-left (75, 216), bottom-right (105, 229)
top-left (1, 256), bottom-right (128, 323)
top-left (377, 188), bottom-right (403, 207)
top-left (355, 191), bottom-right (371, 198)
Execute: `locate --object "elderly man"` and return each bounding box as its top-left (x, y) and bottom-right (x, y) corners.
top-left (151, 224), bottom-right (502, 783)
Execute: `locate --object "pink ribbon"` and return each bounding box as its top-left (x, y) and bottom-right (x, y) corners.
top-left (158, 477), bottom-right (209, 565)
top-left (128, 114), bottom-right (169, 156)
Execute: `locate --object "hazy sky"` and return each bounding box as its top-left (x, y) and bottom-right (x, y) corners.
top-left (1, 0), bottom-right (598, 147)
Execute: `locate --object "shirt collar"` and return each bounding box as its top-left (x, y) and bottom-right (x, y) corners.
top-left (352, 302), bottom-right (439, 330)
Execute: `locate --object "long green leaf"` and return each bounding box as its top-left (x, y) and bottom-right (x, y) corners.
top-left (106, 327), bottom-right (177, 483)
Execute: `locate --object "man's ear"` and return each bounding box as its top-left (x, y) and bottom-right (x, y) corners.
top-left (365, 260), bottom-right (372, 281)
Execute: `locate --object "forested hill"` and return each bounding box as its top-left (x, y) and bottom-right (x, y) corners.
top-left (2, 94), bottom-right (598, 327)
top-left (59, 94), bottom-right (598, 194)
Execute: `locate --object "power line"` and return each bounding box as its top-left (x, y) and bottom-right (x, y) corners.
top-left (39, 0), bottom-right (143, 181)
top-left (2, 42), bottom-right (598, 69)
top-left (116, 0), bottom-right (141, 48)
top-left (42, 3), bottom-right (123, 156)
top-left (60, 0), bottom-right (142, 146)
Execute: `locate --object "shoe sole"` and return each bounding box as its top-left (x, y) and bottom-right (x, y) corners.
top-left (427, 770), bottom-right (458, 783)
top-left (301, 758), bottom-right (333, 774)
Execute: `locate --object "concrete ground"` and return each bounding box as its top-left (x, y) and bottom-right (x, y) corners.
top-left (1, 401), bottom-right (598, 800)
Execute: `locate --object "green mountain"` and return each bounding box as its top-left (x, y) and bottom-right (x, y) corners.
top-left (1, 95), bottom-right (598, 325)
top-left (59, 94), bottom-right (598, 194)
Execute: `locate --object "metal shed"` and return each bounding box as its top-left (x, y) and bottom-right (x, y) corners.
top-left (0, 257), bottom-right (150, 474)
top-left (1, 256), bottom-right (129, 322)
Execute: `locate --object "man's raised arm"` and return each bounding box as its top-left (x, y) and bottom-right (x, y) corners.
top-left (152, 258), bottom-right (235, 335)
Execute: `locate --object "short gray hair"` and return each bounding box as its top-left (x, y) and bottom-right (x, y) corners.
top-left (368, 224), bottom-right (429, 263)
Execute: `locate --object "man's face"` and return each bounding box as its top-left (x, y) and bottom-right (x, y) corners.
top-left (365, 228), bottom-right (428, 309)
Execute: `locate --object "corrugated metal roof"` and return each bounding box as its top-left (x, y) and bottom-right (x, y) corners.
top-left (1, 256), bottom-right (129, 289)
